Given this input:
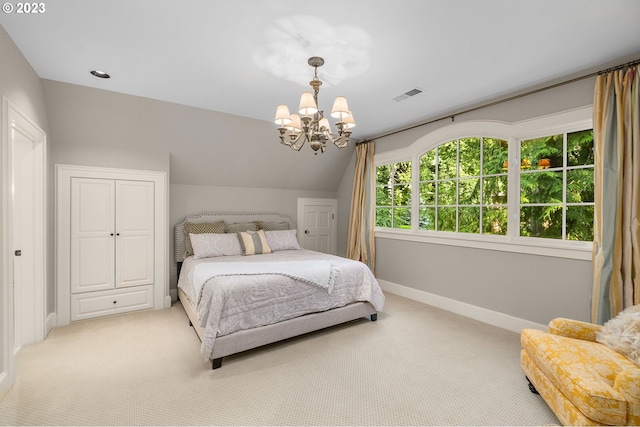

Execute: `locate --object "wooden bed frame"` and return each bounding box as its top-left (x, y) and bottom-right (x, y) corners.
top-left (175, 212), bottom-right (377, 369)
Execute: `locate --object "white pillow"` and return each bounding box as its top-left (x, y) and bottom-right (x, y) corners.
top-left (596, 304), bottom-right (640, 366)
top-left (189, 233), bottom-right (242, 259)
top-left (265, 229), bottom-right (302, 252)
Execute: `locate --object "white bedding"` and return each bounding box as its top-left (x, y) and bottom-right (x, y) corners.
top-left (177, 249), bottom-right (385, 359)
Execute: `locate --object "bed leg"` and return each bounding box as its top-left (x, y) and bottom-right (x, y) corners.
top-left (212, 358), bottom-right (223, 369)
top-left (189, 320), bottom-right (193, 327)
top-left (370, 313), bottom-right (377, 321)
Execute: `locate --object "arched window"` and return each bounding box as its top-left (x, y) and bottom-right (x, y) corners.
top-left (374, 108), bottom-right (594, 259)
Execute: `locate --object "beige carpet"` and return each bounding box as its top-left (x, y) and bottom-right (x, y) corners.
top-left (0, 292), bottom-right (559, 426)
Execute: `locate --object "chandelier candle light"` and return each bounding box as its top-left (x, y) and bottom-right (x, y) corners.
top-left (274, 57), bottom-right (355, 154)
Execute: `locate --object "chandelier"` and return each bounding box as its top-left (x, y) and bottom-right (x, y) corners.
top-left (274, 57), bottom-right (355, 154)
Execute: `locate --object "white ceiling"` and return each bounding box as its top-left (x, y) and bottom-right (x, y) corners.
top-left (2, 0), bottom-right (640, 141)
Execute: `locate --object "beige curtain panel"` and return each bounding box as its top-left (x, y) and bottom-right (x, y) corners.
top-left (347, 141), bottom-right (376, 273)
top-left (592, 64), bottom-right (640, 324)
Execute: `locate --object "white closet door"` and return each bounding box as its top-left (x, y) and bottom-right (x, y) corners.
top-left (71, 178), bottom-right (115, 293)
top-left (115, 180), bottom-right (154, 288)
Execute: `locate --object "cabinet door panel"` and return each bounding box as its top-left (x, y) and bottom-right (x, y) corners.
top-left (116, 180), bottom-right (154, 287)
top-left (71, 178), bottom-right (115, 293)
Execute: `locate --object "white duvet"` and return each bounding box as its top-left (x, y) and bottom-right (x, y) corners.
top-left (177, 249), bottom-right (385, 359)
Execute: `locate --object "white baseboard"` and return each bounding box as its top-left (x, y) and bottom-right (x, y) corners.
top-left (46, 312), bottom-right (57, 337)
top-left (165, 295), bottom-right (173, 308)
top-left (0, 370), bottom-right (13, 396)
top-left (378, 279), bottom-right (547, 333)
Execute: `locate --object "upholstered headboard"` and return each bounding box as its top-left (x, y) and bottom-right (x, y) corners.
top-left (174, 212), bottom-right (296, 262)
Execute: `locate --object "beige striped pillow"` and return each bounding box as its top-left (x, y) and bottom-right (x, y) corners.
top-left (237, 230), bottom-right (272, 255)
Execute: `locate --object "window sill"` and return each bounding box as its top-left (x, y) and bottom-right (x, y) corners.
top-left (374, 228), bottom-right (593, 260)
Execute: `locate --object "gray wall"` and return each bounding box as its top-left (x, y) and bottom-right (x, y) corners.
top-left (335, 77), bottom-right (596, 325)
top-left (41, 80), bottom-right (343, 294)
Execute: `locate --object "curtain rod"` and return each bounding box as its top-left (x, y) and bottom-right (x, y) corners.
top-left (362, 57), bottom-right (640, 143)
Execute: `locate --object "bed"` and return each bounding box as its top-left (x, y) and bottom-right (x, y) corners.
top-left (175, 212), bottom-right (385, 369)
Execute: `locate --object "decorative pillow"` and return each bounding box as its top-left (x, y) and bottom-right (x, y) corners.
top-left (237, 230), bottom-right (272, 255)
top-left (225, 222), bottom-right (258, 233)
top-left (189, 233), bottom-right (242, 259)
top-left (265, 229), bottom-right (301, 251)
top-left (256, 221), bottom-right (290, 231)
top-left (183, 221), bottom-right (226, 257)
top-left (596, 304), bottom-right (640, 366)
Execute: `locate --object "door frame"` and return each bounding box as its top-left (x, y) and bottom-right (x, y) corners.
top-left (1, 98), bottom-right (47, 393)
top-left (296, 198), bottom-right (337, 255)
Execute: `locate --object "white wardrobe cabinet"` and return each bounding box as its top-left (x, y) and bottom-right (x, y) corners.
top-left (57, 165), bottom-right (168, 325)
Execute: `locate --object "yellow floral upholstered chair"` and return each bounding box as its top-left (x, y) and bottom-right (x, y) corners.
top-left (520, 305), bottom-right (640, 426)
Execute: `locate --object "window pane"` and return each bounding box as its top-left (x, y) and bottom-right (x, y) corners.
top-left (376, 165), bottom-right (392, 186)
top-left (420, 150), bottom-right (436, 181)
top-left (393, 161), bottom-right (412, 184)
top-left (437, 207), bottom-right (456, 231)
top-left (567, 168), bottom-right (594, 203)
top-left (438, 140), bottom-right (457, 179)
top-left (567, 130), bottom-right (594, 166)
top-left (459, 137), bottom-right (480, 177)
top-left (520, 205), bottom-right (563, 239)
top-left (394, 184), bottom-right (411, 206)
top-left (483, 175), bottom-right (508, 205)
top-left (521, 134), bottom-right (563, 170)
top-left (420, 182), bottom-right (435, 205)
top-left (394, 208), bottom-right (411, 229)
top-left (483, 138), bottom-right (508, 175)
top-left (437, 180), bottom-right (456, 205)
top-left (520, 171), bottom-right (563, 204)
top-left (566, 205), bottom-right (594, 241)
top-left (459, 207), bottom-right (480, 233)
top-left (419, 207), bottom-right (435, 231)
top-left (376, 185), bottom-right (391, 206)
top-left (376, 207), bottom-right (392, 228)
top-left (483, 206), bottom-right (507, 235)
top-left (459, 178), bottom-right (480, 205)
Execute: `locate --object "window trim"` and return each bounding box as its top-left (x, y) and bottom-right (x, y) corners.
top-left (374, 106), bottom-right (594, 260)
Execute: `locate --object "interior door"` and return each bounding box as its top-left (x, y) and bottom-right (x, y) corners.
top-left (12, 127), bottom-right (37, 348)
top-left (9, 103), bottom-right (45, 350)
top-left (297, 198), bottom-right (337, 254)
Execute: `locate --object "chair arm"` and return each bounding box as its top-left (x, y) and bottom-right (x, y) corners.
top-left (614, 369), bottom-right (640, 424)
top-left (548, 318), bottom-right (602, 342)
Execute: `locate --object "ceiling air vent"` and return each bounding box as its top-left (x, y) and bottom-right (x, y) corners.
top-left (393, 88), bottom-right (423, 102)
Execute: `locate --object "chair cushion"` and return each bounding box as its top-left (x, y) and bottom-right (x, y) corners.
top-left (522, 328), bottom-right (637, 425)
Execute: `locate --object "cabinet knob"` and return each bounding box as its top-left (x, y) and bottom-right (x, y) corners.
top-left (113, 300), bottom-right (117, 304)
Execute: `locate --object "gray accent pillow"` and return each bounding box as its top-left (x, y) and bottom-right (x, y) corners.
top-left (225, 222), bottom-right (258, 233)
top-left (256, 221), bottom-right (290, 231)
